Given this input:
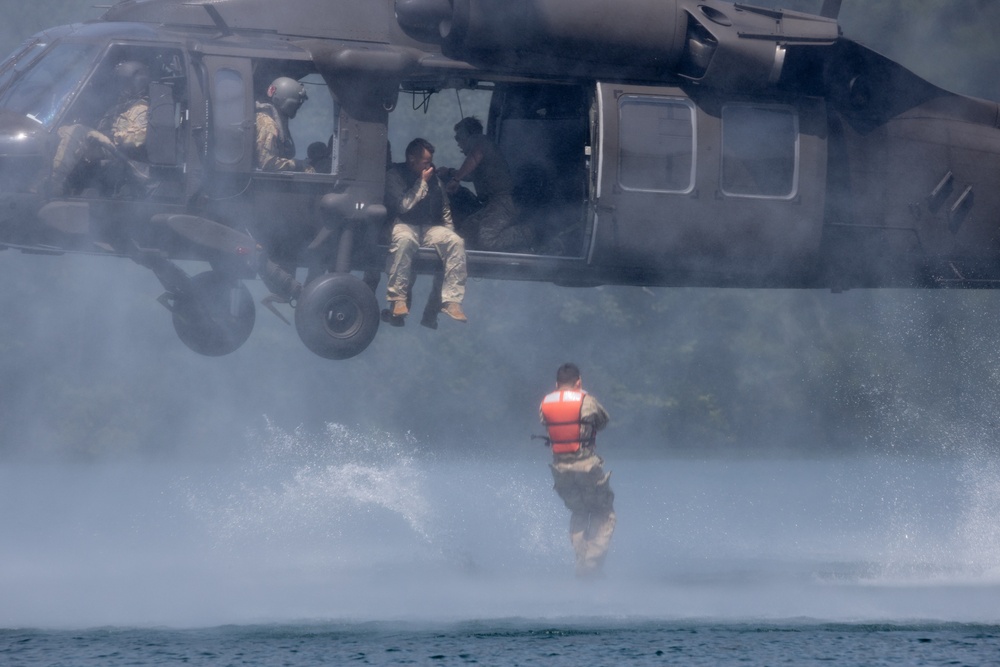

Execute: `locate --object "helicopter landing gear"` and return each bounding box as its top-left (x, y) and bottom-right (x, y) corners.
top-left (163, 270), bottom-right (256, 356)
top-left (294, 272), bottom-right (379, 360)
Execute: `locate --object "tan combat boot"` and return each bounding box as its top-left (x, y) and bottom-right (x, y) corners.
top-left (441, 302), bottom-right (467, 322)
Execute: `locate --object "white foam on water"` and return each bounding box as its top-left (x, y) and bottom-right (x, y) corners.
top-left (2, 421), bottom-right (999, 628)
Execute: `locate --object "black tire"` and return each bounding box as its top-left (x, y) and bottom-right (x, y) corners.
top-left (171, 270), bottom-right (255, 356)
top-left (295, 273), bottom-right (379, 360)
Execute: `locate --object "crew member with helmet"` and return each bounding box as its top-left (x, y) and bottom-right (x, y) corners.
top-left (539, 362), bottom-right (615, 577)
top-left (255, 76), bottom-right (314, 172)
top-left (49, 59), bottom-right (151, 196)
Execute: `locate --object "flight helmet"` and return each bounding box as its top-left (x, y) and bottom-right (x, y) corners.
top-left (114, 60), bottom-right (150, 97)
top-left (268, 77), bottom-right (308, 118)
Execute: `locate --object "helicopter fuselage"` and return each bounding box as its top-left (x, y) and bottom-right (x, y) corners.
top-left (1, 0), bottom-right (998, 359)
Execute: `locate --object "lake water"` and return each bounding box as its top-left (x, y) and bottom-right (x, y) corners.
top-left (2, 422), bottom-right (999, 664)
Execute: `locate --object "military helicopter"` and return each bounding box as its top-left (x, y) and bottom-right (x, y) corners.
top-left (0, 0), bottom-right (996, 360)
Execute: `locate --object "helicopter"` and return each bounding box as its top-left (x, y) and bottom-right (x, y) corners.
top-left (0, 0), bottom-right (997, 360)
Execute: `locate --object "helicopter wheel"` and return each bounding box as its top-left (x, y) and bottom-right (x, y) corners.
top-left (295, 272), bottom-right (379, 360)
top-left (171, 270), bottom-right (256, 356)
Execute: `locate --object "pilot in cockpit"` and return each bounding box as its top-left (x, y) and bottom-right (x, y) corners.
top-left (48, 60), bottom-right (151, 197)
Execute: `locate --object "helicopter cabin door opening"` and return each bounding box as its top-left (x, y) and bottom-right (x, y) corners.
top-left (490, 83), bottom-right (591, 259)
top-left (386, 79), bottom-right (592, 274)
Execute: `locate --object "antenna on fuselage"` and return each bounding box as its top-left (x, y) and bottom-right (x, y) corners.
top-left (819, 0), bottom-right (843, 19)
top-left (184, 2), bottom-right (234, 37)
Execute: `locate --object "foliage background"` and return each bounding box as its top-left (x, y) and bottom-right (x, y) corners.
top-left (2, 1), bottom-right (1000, 461)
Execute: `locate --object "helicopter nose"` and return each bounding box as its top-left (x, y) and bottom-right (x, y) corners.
top-left (0, 111), bottom-right (45, 157)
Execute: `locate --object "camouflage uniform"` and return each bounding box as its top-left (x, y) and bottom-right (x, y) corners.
top-left (49, 98), bottom-right (149, 195)
top-left (541, 393), bottom-right (615, 577)
top-left (255, 101), bottom-right (312, 172)
top-left (449, 134), bottom-right (533, 252)
top-left (109, 98), bottom-right (149, 157)
top-left (384, 162), bottom-right (467, 306)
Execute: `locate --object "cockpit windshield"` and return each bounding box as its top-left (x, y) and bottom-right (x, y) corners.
top-left (0, 39), bottom-right (48, 93)
top-left (0, 41), bottom-right (100, 128)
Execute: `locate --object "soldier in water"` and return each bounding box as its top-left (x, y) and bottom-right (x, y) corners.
top-left (539, 362), bottom-right (616, 577)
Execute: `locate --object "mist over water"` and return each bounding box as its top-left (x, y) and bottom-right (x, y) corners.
top-left (3, 2), bottom-right (1000, 644)
top-left (2, 417), bottom-right (999, 629)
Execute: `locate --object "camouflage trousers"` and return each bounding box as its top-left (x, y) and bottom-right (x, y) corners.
top-left (452, 189), bottom-right (533, 252)
top-left (550, 453), bottom-right (616, 577)
top-left (473, 194), bottom-right (533, 252)
top-left (387, 222), bottom-right (467, 305)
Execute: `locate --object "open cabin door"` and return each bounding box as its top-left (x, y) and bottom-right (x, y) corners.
top-left (593, 82), bottom-right (828, 286)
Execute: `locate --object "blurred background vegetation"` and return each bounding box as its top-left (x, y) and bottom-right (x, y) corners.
top-left (2, 1), bottom-right (1000, 461)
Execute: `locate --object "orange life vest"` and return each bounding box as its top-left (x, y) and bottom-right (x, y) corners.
top-left (540, 389), bottom-right (586, 454)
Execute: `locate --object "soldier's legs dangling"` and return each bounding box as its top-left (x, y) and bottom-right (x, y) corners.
top-left (420, 270), bottom-right (444, 329)
top-left (421, 225), bottom-right (466, 306)
top-left (386, 223), bottom-right (420, 311)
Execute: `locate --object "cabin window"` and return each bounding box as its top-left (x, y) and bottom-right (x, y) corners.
top-left (287, 72), bottom-right (339, 175)
top-left (249, 65), bottom-right (338, 175)
top-left (617, 95), bottom-right (695, 194)
top-left (720, 104), bottom-right (798, 199)
top-left (214, 67), bottom-right (246, 166)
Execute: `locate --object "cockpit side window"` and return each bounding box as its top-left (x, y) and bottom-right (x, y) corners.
top-left (0, 41), bottom-right (99, 128)
top-left (60, 45), bottom-right (187, 148)
top-left (44, 44), bottom-right (189, 199)
top-left (288, 72), bottom-right (340, 175)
